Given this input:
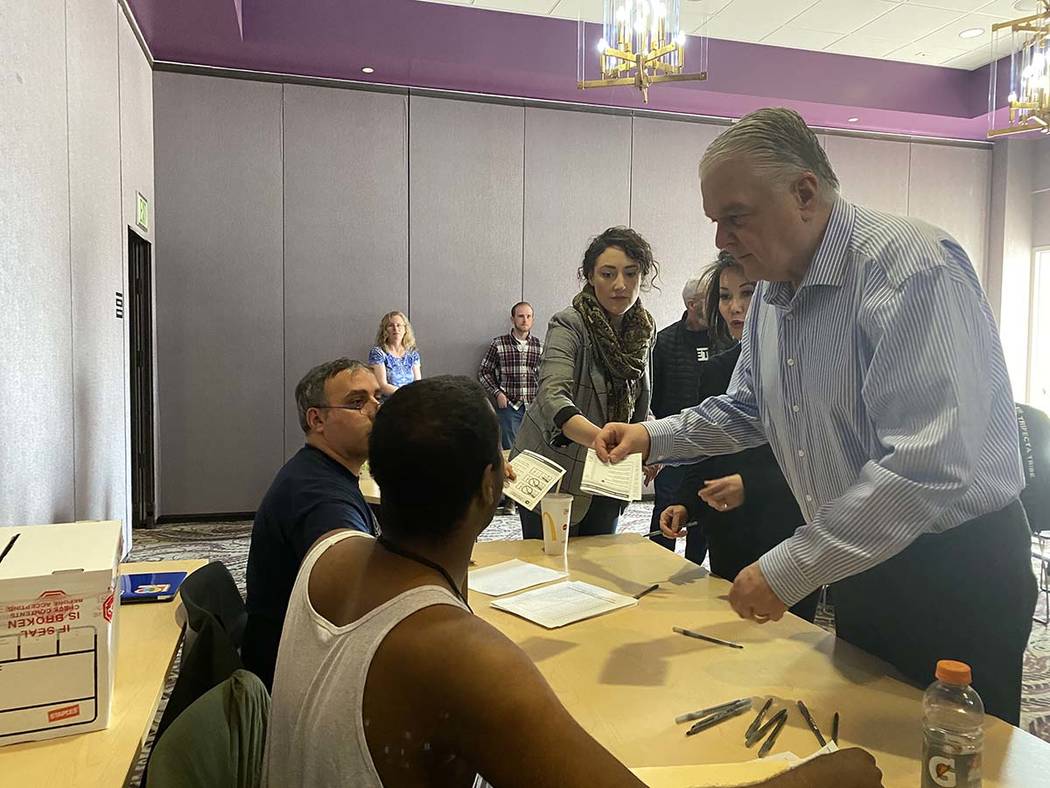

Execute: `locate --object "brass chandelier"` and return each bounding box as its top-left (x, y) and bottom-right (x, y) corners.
top-left (577, 0), bottom-right (707, 104)
top-left (988, 0), bottom-right (1050, 137)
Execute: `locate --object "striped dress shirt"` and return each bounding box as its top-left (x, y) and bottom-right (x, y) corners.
top-left (645, 198), bottom-right (1023, 606)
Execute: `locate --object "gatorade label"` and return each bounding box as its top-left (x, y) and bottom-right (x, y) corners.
top-left (922, 743), bottom-right (981, 788)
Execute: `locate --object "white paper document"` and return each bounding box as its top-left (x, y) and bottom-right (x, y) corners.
top-left (467, 559), bottom-right (567, 597)
top-left (579, 449), bottom-right (643, 501)
top-left (490, 580), bottom-right (637, 628)
top-left (503, 450), bottom-right (567, 511)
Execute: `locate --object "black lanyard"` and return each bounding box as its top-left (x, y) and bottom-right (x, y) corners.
top-left (377, 536), bottom-right (472, 613)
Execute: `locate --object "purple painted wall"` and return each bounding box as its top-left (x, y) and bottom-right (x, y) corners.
top-left (128, 0), bottom-right (1006, 140)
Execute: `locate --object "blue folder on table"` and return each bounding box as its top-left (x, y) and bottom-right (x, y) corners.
top-left (120, 571), bottom-right (188, 603)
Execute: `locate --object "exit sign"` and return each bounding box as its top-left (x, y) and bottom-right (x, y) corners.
top-left (136, 192), bottom-right (149, 232)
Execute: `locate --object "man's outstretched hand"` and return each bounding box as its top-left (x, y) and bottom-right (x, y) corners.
top-left (593, 422), bottom-right (652, 464)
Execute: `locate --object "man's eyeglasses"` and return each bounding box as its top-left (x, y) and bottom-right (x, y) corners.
top-left (311, 398), bottom-right (379, 413)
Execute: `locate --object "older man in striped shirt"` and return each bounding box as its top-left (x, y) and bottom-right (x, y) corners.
top-left (596, 107), bottom-right (1036, 724)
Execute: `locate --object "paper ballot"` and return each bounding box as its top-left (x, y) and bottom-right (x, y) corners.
top-left (579, 449), bottom-right (643, 502)
top-left (467, 559), bottom-right (567, 597)
top-left (503, 450), bottom-right (567, 511)
top-left (490, 580), bottom-right (637, 628)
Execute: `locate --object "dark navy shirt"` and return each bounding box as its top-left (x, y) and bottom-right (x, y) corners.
top-left (242, 444), bottom-right (374, 688)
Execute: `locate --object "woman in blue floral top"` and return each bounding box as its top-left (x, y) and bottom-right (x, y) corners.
top-left (368, 311), bottom-right (421, 399)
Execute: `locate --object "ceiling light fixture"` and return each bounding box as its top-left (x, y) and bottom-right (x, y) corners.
top-left (578, 0), bottom-right (708, 104)
top-left (847, 117), bottom-right (859, 123)
top-left (959, 27), bottom-right (984, 39)
top-left (989, 0), bottom-right (1050, 137)
top-left (361, 66), bottom-right (375, 74)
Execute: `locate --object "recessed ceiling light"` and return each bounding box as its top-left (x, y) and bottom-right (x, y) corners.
top-left (847, 117), bottom-right (859, 123)
top-left (361, 66), bottom-right (375, 74)
top-left (959, 27), bottom-right (984, 40)
top-left (1014, 1), bottom-right (1037, 12)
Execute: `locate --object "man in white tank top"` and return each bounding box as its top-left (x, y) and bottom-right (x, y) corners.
top-left (264, 377), bottom-right (883, 787)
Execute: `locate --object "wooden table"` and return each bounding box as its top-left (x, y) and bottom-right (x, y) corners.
top-left (470, 536), bottom-right (1050, 787)
top-left (3, 559), bottom-right (207, 787)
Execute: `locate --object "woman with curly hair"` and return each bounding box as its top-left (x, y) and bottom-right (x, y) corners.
top-left (512, 227), bottom-right (658, 538)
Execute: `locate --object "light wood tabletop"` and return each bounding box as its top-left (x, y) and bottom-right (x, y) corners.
top-left (3, 558), bottom-right (207, 787)
top-left (470, 535), bottom-right (1050, 787)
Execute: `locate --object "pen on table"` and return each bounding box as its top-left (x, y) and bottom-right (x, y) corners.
top-left (758, 709), bottom-right (789, 757)
top-left (797, 700), bottom-right (827, 747)
top-left (642, 521), bottom-right (700, 539)
top-left (686, 699), bottom-right (753, 736)
top-left (0, 533), bottom-right (18, 564)
top-left (746, 707), bottom-right (786, 748)
top-left (672, 626), bottom-right (744, 650)
top-left (831, 712), bottom-right (839, 744)
top-left (744, 697), bottom-right (773, 740)
top-left (675, 697), bottom-right (750, 725)
top-left (633, 583), bottom-right (660, 600)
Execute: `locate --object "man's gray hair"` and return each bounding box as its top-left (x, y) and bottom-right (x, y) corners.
top-left (295, 357), bottom-right (369, 433)
top-left (700, 107), bottom-right (839, 197)
top-left (681, 275), bottom-right (704, 307)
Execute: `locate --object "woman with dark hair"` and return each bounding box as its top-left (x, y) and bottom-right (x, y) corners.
top-left (659, 252), bottom-right (820, 621)
top-left (512, 227), bottom-right (658, 538)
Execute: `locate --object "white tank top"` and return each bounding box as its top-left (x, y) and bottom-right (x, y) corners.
top-left (262, 530), bottom-right (484, 787)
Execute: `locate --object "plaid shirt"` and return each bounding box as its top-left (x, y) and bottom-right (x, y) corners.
top-left (478, 332), bottom-right (543, 406)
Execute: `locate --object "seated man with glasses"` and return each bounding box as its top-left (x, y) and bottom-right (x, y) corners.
top-left (242, 358), bottom-right (381, 688)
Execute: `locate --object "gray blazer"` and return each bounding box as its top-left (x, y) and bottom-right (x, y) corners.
top-left (511, 306), bottom-right (652, 523)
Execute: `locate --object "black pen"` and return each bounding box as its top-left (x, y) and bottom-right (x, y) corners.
top-left (797, 700), bottom-right (826, 747)
top-left (686, 699), bottom-right (752, 736)
top-left (745, 698), bottom-right (773, 741)
top-left (746, 707), bottom-right (787, 748)
top-left (676, 697), bottom-right (750, 725)
top-left (758, 710), bottom-right (788, 757)
top-left (633, 583), bottom-right (659, 599)
top-left (0, 533), bottom-right (19, 564)
top-left (642, 522), bottom-right (699, 538)
top-left (673, 626), bottom-right (744, 649)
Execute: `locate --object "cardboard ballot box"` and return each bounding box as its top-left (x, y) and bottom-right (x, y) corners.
top-left (0, 521), bottom-right (122, 745)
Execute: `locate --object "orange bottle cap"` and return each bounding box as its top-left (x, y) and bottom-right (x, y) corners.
top-left (935, 659), bottom-right (972, 685)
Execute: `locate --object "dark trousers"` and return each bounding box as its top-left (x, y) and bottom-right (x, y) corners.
top-left (832, 499), bottom-right (1036, 725)
top-left (648, 465), bottom-right (708, 562)
top-left (520, 495), bottom-right (623, 539)
top-left (497, 405), bottom-right (525, 451)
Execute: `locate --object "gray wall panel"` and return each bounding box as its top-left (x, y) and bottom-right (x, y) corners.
top-left (154, 73), bottom-right (284, 515)
top-left (630, 118), bottom-right (721, 332)
top-left (119, 13), bottom-right (155, 534)
top-left (409, 97), bottom-right (524, 378)
top-left (1034, 192), bottom-right (1050, 249)
top-left (522, 108), bottom-right (631, 333)
top-left (68, 0), bottom-right (125, 527)
top-left (824, 135), bottom-right (910, 215)
top-left (908, 143), bottom-right (991, 284)
top-left (283, 85), bottom-right (408, 454)
top-left (987, 139), bottom-right (1033, 399)
top-left (0, 0), bottom-right (74, 525)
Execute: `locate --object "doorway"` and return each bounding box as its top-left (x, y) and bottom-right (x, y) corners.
top-left (128, 229), bottom-right (155, 529)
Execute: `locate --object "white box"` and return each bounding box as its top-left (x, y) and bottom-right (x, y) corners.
top-left (0, 521), bottom-right (122, 746)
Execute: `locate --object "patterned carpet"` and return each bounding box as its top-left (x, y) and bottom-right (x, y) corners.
top-left (125, 502), bottom-right (1050, 783)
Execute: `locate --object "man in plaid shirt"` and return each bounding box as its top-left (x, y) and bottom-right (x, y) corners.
top-left (478, 302), bottom-right (543, 455)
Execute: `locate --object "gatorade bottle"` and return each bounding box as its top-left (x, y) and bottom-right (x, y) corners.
top-left (922, 659), bottom-right (984, 788)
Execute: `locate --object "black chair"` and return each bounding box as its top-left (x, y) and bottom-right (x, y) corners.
top-left (1017, 403), bottom-right (1050, 623)
top-left (143, 562), bottom-right (247, 784)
